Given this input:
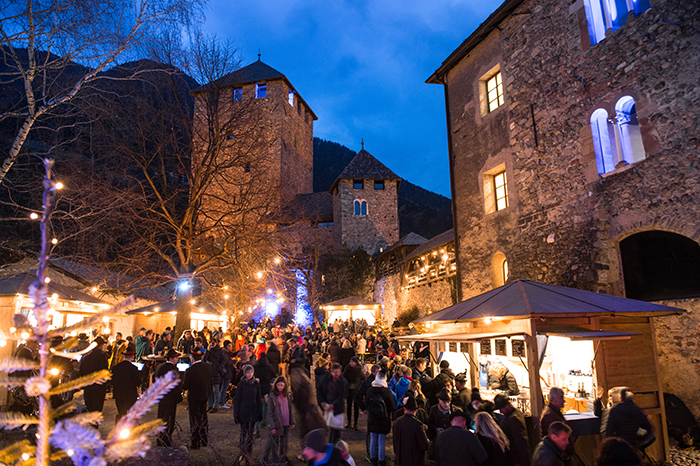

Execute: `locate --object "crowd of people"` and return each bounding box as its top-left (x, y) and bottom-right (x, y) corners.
top-left (12, 316), bottom-right (652, 466)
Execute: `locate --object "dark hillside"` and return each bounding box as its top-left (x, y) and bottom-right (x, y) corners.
top-left (313, 138), bottom-right (453, 239)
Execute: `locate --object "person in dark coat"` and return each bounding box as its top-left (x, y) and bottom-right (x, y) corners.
top-left (541, 387), bottom-right (575, 456)
top-left (264, 376), bottom-right (296, 465)
top-left (219, 340), bottom-right (235, 409)
top-left (290, 366), bottom-right (326, 443)
top-left (495, 394), bottom-right (531, 466)
top-left (156, 349), bottom-right (182, 447)
top-left (110, 344), bottom-right (142, 422)
top-left (532, 421), bottom-right (572, 466)
top-left (317, 363), bottom-right (348, 443)
top-left (204, 337), bottom-right (226, 412)
top-left (267, 341), bottom-right (282, 374)
top-left (79, 337), bottom-right (109, 413)
top-left (342, 356), bottom-right (365, 429)
top-left (451, 373), bottom-right (471, 412)
top-left (328, 338), bottom-right (341, 365)
top-left (605, 388), bottom-right (653, 450)
top-left (393, 395), bottom-right (430, 466)
top-left (425, 361), bottom-right (455, 406)
top-left (255, 352), bottom-right (277, 398)
top-left (365, 371), bottom-right (395, 466)
top-left (339, 339), bottom-right (356, 369)
top-left (475, 411), bottom-right (510, 466)
top-left (427, 388), bottom-right (453, 440)
top-left (434, 410), bottom-right (487, 466)
top-left (234, 364), bottom-right (263, 464)
top-left (184, 348), bottom-right (212, 450)
top-left (301, 428), bottom-right (350, 466)
top-left (315, 357), bottom-right (330, 395)
top-left (154, 331), bottom-right (173, 355)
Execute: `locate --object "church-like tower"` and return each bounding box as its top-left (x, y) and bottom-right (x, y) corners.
top-left (330, 148), bottom-right (401, 255)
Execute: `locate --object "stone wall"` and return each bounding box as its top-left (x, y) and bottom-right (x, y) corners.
top-left (374, 272), bottom-right (455, 324)
top-left (442, 0), bottom-right (700, 299)
top-left (334, 178), bottom-right (399, 255)
top-left (654, 298), bottom-right (700, 419)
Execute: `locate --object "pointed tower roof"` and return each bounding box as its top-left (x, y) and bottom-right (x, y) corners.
top-left (192, 59), bottom-right (317, 119)
top-left (330, 149), bottom-right (401, 193)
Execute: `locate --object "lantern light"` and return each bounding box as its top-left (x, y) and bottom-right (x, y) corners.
top-left (55, 182), bottom-right (64, 190)
top-left (30, 212), bottom-right (39, 220)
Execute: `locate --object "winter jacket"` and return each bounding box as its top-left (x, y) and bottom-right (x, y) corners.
top-left (393, 377), bottom-right (411, 406)
top-left (254, 354), bottom-right (277, 396)
top-left (339, 347), bottom-right (356, 368)
top-left (476, 433), bottom-right (509, 466)
top-left (328, 341), bottom-right (341, 364)
top-left (267, 342), bottom-right (281, 373)
top-left (427, 404), bottom-right (452, 440)
top-left (317, 374), bottom-right (348, 416)
top-left (393, 413), bottom-right (430, 466)
top-left (204, 344), bottom-right (226, 385)
top-left (342, 363), bottom-right (365, 391)
top-left (541, 404), bottom-right (575, 455)
top-left (305, 445), bottom-right (350, 466)
top-left (134, 335), bottom-right (152, 362)
top-left (266, 392), bottom-right (296, 431)
top-left (488, 369), bottom-right (520, 396)
top-left (605, 399), bottom-right (653, 448)
top-left (434, 425), bottom-right (488, 466)
top-left (366, 385), bottom-right (396, 434)
top-left (531, 437), bottom-right (571, 466)
top-left (234, 376), bottom-right (263, 423)
top-left (501, 408), bottom-right (531, 466)
top-left (222, 349), bottom-right (235, 380)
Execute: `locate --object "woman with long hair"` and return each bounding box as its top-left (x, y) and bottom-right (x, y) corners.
top-left (264, 376), bottom-right (295, 466)
top-left (474, 412), bottom-right (510, 466)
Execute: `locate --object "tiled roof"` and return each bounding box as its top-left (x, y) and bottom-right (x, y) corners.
top-left (0, 272), bottom-right (107, 304)
top-left (330, 149), bottom-right (401, 192)
top-left (281, 192), bottom-right (334, 221)
top-left (404, 228), bottom-right (454, 262)
top-left (378, 232), bottom-right (428, 258)
top-left (321, 296), bottom-right (380, 308)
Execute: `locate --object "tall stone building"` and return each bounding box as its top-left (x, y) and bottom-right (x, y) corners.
top-left (330, 149), bottom-right (401, 255)
top-left (428, 0), bottom-right (700, 417)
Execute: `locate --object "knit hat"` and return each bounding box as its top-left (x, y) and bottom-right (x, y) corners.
top-left (439, 360), bottom-right (450, 369)
top-left (243, 364), bottom-right (254, 374)
top-left (302, 428), bottom-right (327, 453)
top-left (317, 357), bottom-right (329, 368)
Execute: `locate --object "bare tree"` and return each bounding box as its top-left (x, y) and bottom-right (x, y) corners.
top-left (0, 0), bottom-right (202, 183)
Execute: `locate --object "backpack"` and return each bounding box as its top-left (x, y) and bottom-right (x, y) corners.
top-left (368, 393), bottom-right (388, 419)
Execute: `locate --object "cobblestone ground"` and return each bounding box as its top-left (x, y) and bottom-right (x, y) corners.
top-left (96, 393), bottom-right (383, 466)
top-left (669, 445), bottom-right (700, 466)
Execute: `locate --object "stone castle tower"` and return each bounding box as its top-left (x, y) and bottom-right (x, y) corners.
top-left (330, 149), bottom-right (401, 255)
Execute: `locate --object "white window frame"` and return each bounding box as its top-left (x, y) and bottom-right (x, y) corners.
top-left (255, 82), bottom-right (266, 98)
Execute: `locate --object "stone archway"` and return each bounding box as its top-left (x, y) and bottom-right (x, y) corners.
top-left (620, 230), bottom-right (700, 301)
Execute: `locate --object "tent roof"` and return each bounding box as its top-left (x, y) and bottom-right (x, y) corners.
top-left (0, 273), bottom-right (107, 304)
top-left (321, 296), bottom-right (380, 309)
top-left (413, 278), bottom-right (685, 323)
top-left (126, 299), bottom-right (222, 316)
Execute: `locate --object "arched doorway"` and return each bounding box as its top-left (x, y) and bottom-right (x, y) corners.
top-left (620, 230), bottom-right (700, 300)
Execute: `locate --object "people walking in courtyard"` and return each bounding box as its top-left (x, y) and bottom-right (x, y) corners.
top-left (234, 364), bottom-right (263, 465)
top-left (184, 348), bottom-right (212, 450)
top-left (264, 376), bottom-right (295, 466)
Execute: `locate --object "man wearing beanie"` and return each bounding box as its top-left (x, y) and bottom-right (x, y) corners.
top-left (365, 370), bottom-right (395, 466)
top-left (393, 395), bottom-right (429, 466)
top-left (301, 428), bottom-right (350, 466)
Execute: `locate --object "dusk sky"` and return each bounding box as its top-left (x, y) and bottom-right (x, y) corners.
top-left (203, 1), bottom-right (503, 198)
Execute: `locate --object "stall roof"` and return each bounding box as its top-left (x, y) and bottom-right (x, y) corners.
top-left (321, 297), bottom-right (380, 309)
top-left (413, 278), bottom-right (685, 323)
top-left (396, 331), bottom-right (524, 342)
top-left (542, 329), bottom-right (641, 341)
top-left (126, 299), bottom-right (222, 316)
top-left (0, 273), bottom-right (107, 305)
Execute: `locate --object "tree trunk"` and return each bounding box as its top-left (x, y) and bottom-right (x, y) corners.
top-left (174, 290), bottom-right (193, 342)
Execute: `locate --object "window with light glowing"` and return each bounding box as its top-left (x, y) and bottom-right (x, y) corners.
top-left (255, 82), bottom-right (266, 98)
top-left (233, 88), bottom-right (242, 101)
top-left (590, 96), bottom-right (645, 175)
top-left (583, 0), bottom-right (651, 45)
top-left (487, 72), bottom-right (504, 113)
top-left (288, 90), bottom-right (294, 106)
top-left (493, 171), bottom-right (508, 211)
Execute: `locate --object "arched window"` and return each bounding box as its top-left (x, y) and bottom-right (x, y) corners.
top-left (491, 252), bottom-right (509, 287)
top-left (615, 96), bottom-right (645, 164)
top-left (590, 96), bottom-right (645, 175)
top-left (354, 200), bottom-right (368, 216)
top-left (590, 108), bottom-right (616, 174)
top-left (583, 0), bottom-right (651, 45)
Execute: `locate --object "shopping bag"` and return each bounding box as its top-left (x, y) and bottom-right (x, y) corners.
top-left (323, 409), bottom-right (344, 429)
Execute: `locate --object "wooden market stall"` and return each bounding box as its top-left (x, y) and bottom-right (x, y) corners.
top-left (400, 279), bottom-right (684, 464)
top-left (320, 296), bottom-right (382, 325)
top-left (126, 299), bottom-right (227, 335)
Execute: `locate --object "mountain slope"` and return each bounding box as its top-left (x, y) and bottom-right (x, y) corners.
top-left (313, 138), bottom-right (453, 240)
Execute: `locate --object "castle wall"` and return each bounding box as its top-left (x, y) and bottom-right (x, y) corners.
top-left (444, 0), bottom-right (700, 299)
top-left (374, 273), bottom-right (454, 324)
top-left (334, 178), bottom-right (400, 255)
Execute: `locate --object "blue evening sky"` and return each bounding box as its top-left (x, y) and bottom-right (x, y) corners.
top-left (203, 1), bottom-right (501, 198)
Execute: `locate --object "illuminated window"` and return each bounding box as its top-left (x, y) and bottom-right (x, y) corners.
top-left (492, 252), bottom-right (509, 287)
top-left (583, 0), bottom-right (651, 45)
top-left (353, 179), bottom-right (364, 189)
top-left (493, 171), bottom-right (508, 211)
top-left (255, 82), bottom-right (266, 98)
top-left (374, 180), bottom-right (384, 190)
top-left (590, 96), bottom-right (645, 175)
top-left (487, 72), bottom-right (504, 112)
top-left (288, 90), bottom-right (294, 106)
top-left (354, 200), bottom-right (368, 216)
top-left (233, 88), bottom-right (242, 101)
